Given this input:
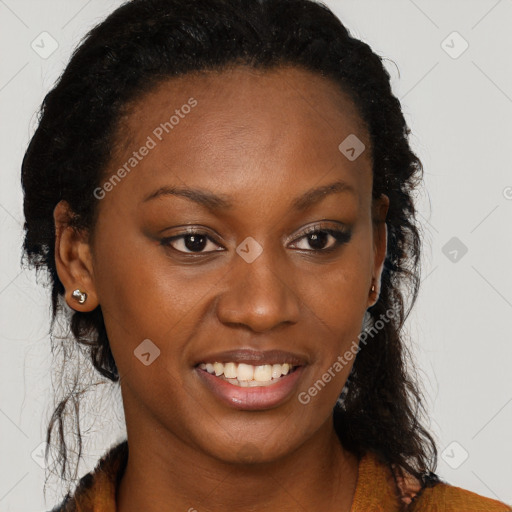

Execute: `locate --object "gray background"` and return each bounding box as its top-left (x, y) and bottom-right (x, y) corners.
top-left (1, 0), bottom-right (511, 510)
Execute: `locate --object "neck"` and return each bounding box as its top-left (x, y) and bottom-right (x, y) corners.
top-left (117, 414), bottom-right (359, 512)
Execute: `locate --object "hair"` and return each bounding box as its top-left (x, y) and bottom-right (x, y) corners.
top-left (21, 0), bottom-right (440, 494)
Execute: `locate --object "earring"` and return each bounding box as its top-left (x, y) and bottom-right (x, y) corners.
top-left (72, 289), bottom-right (87, 304)
top-left (371, 283), bottom-right (376, 293)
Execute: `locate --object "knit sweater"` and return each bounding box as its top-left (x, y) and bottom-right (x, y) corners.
top-left (51, 441), bottom-right (512, 512)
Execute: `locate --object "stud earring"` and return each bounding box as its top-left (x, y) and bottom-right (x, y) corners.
top-left (371, 283), bottom-right (376, 293)
top-left (72, 289), bottom-right (87, 304)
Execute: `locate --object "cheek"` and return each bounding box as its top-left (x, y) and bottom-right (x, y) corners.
top-left (291, 247), bottom-right (370, 397)
top-left (91, 225), bottom-right (229, 376)
top-left (296, 253), bottom-right (370, 335)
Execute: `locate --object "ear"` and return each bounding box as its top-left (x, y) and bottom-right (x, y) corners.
top-left (54, 200), bottom-right (99, 312)
top-left (368, 193), bottom-right (389, 308)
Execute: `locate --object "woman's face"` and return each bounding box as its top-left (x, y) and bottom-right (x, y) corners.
top-left (59, 66), bottom-right (388, 464)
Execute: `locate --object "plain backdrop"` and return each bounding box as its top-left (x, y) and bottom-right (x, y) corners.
top-left (1, 0), bottom-right (511, 510)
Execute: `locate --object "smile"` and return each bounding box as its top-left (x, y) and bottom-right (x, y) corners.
top-left (198, 362), bottom-right (297, 387)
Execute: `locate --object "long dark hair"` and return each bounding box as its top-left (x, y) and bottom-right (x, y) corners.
top-left (21, 0), bottom-right (439, 490)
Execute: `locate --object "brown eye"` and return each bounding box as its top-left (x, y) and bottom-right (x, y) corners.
top-left (290, 227), bottom-right (351, 252)
top-left (306, 231), bottom-right (329, 250)
top-left (161, 231), bottom-right (223, 254)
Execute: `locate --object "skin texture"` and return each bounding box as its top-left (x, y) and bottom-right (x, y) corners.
top-left (53, 66), bottom-right (389, 512)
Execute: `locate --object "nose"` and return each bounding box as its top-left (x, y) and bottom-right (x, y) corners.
top-left (215, 249), bottom-right (301, 333)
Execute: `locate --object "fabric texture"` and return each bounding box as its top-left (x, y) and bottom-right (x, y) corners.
top-left (50, 441), bottom-right (512, 512)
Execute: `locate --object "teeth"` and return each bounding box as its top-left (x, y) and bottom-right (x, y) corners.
top-left (224, 362), bottom-right (237, 379)
top-left (254, 364), bottom-right (272, 382)
top-left (213, 362), bottom-right (224, 376)
top-left (198, 361), bottom-right (295, 383)
top-left (237, 363), bottom-right (254, 381)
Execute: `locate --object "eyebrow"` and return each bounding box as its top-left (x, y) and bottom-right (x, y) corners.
top-left (142, 185), bottom-right (233, 210)
top-left (291, 180), bottom-right (356, 211)
top-left (142, 179), bottom-right (356, 211)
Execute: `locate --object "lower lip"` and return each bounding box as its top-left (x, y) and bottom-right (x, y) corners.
top-left (195, 366), bottom-right (304, 411)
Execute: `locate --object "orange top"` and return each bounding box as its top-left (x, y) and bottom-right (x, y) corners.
top-left (51, 442), bottom-right (511, 512)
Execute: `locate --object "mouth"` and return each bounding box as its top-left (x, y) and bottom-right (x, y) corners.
top-left (198, 361), bottom-right (299, 387)
top-left (194, 349), bottom-right (307, 411)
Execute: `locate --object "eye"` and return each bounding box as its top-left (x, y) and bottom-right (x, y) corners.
top-left (289, 225), bottom-right (351, 252)
top-left (161, 230), bottom-right (224, 254)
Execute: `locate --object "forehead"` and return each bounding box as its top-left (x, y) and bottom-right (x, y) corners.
top-left (107, 65), bottom-right (372, 206)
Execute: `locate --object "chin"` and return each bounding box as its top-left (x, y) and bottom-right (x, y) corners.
top-left (196, 429), bottom-right (304, 467)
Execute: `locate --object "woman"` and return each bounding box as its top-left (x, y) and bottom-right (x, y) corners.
top-left (21, 0), bottom-right (511, 510)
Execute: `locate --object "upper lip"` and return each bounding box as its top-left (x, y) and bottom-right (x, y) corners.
top-left (195, 349), bottom-right (308, 367)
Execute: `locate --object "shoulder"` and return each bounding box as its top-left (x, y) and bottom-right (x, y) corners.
top-left (389, 456), bottom-right (511, 511)
top-left (412, 482), bottom-right (512, 512)
top-left (48, 470), bottom-right (97, 512)
top-left (48, 441), bottom-right (128, 512)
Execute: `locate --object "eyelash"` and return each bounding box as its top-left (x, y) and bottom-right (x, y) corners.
top-left (160, 224), bottom-right (351, 256)
top-left (293, 225), bottom-right (352, 253)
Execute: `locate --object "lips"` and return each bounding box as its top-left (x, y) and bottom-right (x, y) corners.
top-left (195, 348), bottom-right (308, 367)
top-left (194, 349), bottom-right (308, 411)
